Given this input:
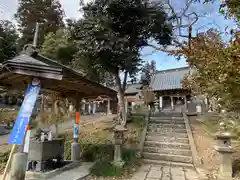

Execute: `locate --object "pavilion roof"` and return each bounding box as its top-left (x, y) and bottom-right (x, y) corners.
top-left (0, 46), bottom-right (117, 99)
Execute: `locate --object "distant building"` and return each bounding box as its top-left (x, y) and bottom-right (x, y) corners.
top-left (111, 83), bottom-right (144, 110)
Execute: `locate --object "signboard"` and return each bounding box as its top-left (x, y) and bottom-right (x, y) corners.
top-left (8, 79), bottom-right (41, 145)
top-left (73, 124), bottom-right (79, 138)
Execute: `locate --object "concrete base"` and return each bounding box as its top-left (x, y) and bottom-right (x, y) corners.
top-left (25, 162), bottom-right (93, 180)
top-left (71, 142), bottom-right (81, 161)
top-left (111, 160), bottom-right (125, 168)
top-left (10, 152), bottom-right (28, 180)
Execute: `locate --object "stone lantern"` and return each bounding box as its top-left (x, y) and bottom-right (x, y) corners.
top-left (112, 125), bottom-right (127, 167)
top-left (214, 122), bottom-right (235, 180)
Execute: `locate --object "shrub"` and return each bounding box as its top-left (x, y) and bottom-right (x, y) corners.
top-left (204, 112), bottom-right (240, 140)
top-left (90, 148), bottom-right (139, 177)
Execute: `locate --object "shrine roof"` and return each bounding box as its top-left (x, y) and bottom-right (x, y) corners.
top-left (111, 83), bottom-right (142, 94)
top-left (150, 67), bottom-right (191, 91)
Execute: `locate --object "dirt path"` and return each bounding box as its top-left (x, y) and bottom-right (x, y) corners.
top-left (189, 116), bottom-right (220, 171)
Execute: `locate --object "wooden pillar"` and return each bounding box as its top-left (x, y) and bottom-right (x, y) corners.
top-left (107, 98), bottom-right (111, 115)
top-left (159, 96), bottom-right (163, 110)
top-left (170, 96), bottom-right (174, 110)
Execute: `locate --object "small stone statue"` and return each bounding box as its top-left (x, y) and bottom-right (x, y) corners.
top-left (219, 122), bottom-right (227, 132)
top-left (40, 132), bottom-right (45, 142)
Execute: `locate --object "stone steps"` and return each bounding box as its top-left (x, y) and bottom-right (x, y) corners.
top-left (146, 135), bottom-right (189, 144)
top-left (151, 112), bottom-right (183, 117)
top-left (150, 116), bottom-right (184, 121)
top-left (142, 159), bottom-right (194, 168)
top-left (149, 118), bottom-right (185, 124)
top-left (147, 132), bottom-right (188, 138)
top-left (148, 123), bottom-right (186, 129)
top-left (143, 113), bottom-right (194, 167)
top-left (144, 141), bottom-right (191, 150)
top-left (147, 127), bottom-right (187, 133)
top-left (143, 147), bottom-right (192, 156)
top-left (143, 152), bottom-right (193, 164)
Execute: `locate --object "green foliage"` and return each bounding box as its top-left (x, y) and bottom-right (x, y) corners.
top-left (64, 139), bottom-right (139, 177)
top-left (41, 29), bottom-right (76, 65)
top-left (91, 160), bottom-right (123, 177)
top-left (220, 0), bottom-right (240, 23)
top-left (0, 150), bottom-right (10, 171)
top-left (0, 151), bottom-right (9, 164)
top-left (182, 29), bottom-right (240, 112)
top-left (41, 28), bottom-right (116, 84)
top-left (70, 0), bottom-right (172, 125)
top-left (15, 0), bottom-right (64, 48)
top-left (0, 20), bottom-right (19, 62)
top-left (203, 112), bottom-right (240, 140)
top-left (127, 113), bottom-right (146, 126)
top-left (90, 148), bottom-right (139, 177)
top-left (72, 0), bottom-right (172, 82)
top-left (140, 60), bottom-right (156, 85)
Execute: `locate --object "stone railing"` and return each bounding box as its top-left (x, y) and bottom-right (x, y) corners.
top-left (181, 107), bottom-right (202, 167)
top-left (138, 107), bottom-right (151, 158)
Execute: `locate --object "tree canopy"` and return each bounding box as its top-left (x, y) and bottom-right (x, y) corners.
top-left (0, 20), bottom-right (19, 62)
top-left (15, 0), bottom-right (64, 49)
top-left (71, 0), bottom-right (172, 125)
top-left (181, 29), bottom-right (240, 112)
top-left (140, 60), bottom-right (156, 86)
top-left (41, 29), bottom-right (76, 65)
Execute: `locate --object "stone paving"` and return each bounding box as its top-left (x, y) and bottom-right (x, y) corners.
top-left (131, 165), bottom-right (201, 180)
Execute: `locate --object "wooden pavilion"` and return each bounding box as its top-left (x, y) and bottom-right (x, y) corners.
top-left (0, 45), bottom-right (117, 112)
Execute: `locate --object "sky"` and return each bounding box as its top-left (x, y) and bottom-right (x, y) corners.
top-left (0, 0), bottom-right (237, 71)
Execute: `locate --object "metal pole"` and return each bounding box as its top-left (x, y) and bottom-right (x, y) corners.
top-left (33, 22), bottom-right (39, 47)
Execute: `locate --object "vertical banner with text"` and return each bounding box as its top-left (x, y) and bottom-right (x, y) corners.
top-left (8, 78), bottom-right (41, 145)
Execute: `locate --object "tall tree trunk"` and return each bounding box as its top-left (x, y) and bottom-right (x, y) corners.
top-left (116, 71), bottom-right (128, 127)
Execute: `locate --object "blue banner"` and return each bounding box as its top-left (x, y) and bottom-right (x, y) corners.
top-left (8, 79), bottom-right (41, 145)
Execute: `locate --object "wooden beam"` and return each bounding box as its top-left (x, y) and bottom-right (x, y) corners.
top-left (41, 80), bottom-right (91, 97)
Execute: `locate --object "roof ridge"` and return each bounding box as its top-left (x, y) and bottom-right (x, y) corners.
top-left (156, 66), bottom-right (190, 74)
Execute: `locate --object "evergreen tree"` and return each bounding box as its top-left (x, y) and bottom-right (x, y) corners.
top-left (72, 0), bottom-right (172, 125)
top-left (0, 20), bottom-right (19, 62)
top-left (15, 0), bottom-right (64, 49)
top-left (140, 60), bottom-right (156, 85)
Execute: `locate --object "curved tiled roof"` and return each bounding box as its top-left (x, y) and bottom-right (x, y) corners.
top-left (150, 67), bottom-right (191, 91)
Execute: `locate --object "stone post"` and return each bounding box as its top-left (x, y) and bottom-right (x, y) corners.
top-left (71, 95), bottom-right (81, 162)
top-left (184, 96), bottom-right (187, 110)
top-left (112, 125), bottom-right (127, 168)
top-left (9, 152), bottom-right (28, 180)
top-left (214, 123), bottom-right (235, 180)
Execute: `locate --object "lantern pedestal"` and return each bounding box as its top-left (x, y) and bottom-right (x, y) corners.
top-left (112, 125), bottom-right (127, 168)
top-left (214, 123), bottom-right (235, 180)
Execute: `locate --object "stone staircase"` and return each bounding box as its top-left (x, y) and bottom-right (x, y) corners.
top-left (142, 111), bottom-right (194, 167)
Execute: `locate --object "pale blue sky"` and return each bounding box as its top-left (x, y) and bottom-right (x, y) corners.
top-left (1, 0), bottom-right (237, 71)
